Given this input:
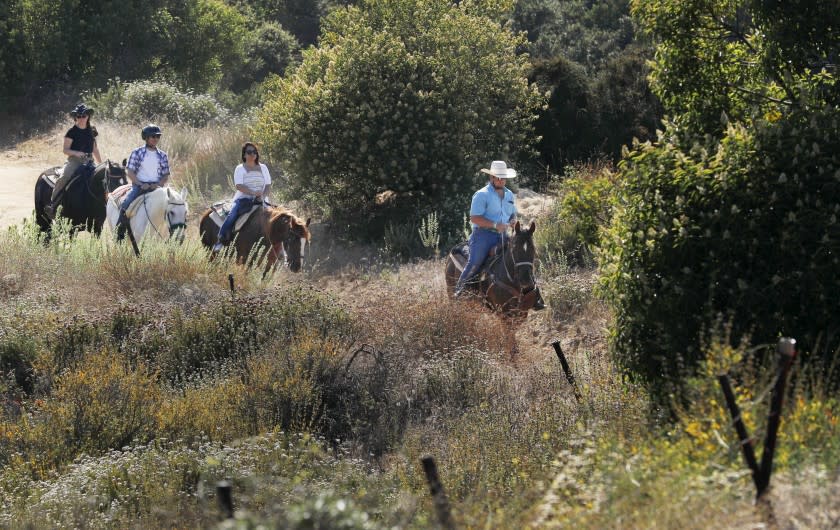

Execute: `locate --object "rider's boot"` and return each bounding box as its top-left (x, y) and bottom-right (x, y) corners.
top-left (115, 211), bottom-right (130, 241)
top-left (45, 194), bottom-right (62, 218)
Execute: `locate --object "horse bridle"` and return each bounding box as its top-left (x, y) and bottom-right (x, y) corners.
top-left (141, 189), bottom-right (186, 239)
top-left (486, 237), bottom-right (537, 306)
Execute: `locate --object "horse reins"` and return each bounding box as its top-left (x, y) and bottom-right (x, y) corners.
top-left (485, 237), bottom-right (537, 308)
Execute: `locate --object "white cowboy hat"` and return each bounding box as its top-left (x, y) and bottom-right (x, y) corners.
top-left (480, 160), bottom-right (517, 179)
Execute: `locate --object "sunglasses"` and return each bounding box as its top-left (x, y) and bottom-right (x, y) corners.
top-left (150, 134), bottom-right (161, 139)
top-left (244, 149), bottom-right (257, 155)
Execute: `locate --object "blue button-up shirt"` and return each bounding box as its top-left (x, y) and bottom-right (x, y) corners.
top-left (126, 146), bottom-right (171, 181)
top-left (470, 183), bottom-right (517, 230)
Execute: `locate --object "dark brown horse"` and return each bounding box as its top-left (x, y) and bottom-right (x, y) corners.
top-left (445, 221), bottom-right (539, 357)
top-left (445, 220), bottom-right (539, 317)
top-left (198, 204), bottom-right (311, 276)
top-left (33, 160), bottom-right (127, 240)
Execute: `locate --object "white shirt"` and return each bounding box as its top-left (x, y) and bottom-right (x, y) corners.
top-left (233, 163), bottom-right (272, 200)
top-left (137, 148), bottom-right (161, 183)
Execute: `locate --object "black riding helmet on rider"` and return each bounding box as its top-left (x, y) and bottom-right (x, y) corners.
top-left (141, 124), bottom-right (162, 141)
top-left (70, 103), bottom-right (94, 118)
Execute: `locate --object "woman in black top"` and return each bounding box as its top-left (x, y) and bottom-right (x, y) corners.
top-left (47, 104), bottom-right (103, 214)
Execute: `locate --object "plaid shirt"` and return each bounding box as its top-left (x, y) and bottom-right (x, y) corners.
top-left (126, 146), bottom-right (170, 181)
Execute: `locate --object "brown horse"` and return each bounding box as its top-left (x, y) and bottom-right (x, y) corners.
top-left (445, 221), bottom-right (539, 355)
top-left (199, 204), bottom-right (311, 276)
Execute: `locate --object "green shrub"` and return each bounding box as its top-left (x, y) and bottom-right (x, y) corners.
top-left (600, 107), bottom-right (840, 398)
top-left (86, 79), bottom-right (230, 127)
top-left (536, 162), bottom-right (615, 268)
top-left (254, 0), bottom-right (541, 243)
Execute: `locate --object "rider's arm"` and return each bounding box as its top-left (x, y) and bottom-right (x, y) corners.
top-left (62, 137), bottom-right (85, 159)
top-left (261, 183), bottom-right (271, 201)
top-left (471, 214), bottom-right (509, 232)
top-left (126, 169), bottom-right (138, 185)
top-left (92, 142), bottom-right (102, 164)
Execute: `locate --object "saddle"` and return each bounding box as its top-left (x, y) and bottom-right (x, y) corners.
top-left (449, 241), bottom-right (502, 282)
top-left (108, 184), bottom-right (160, 218)
top-left (207, 200), bottom-right (264, 233)
top-left (40, 163), bottom-right (95, 192)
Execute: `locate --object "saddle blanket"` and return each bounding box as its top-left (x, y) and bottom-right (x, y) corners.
top-left (108, 184), bottom-right (164, 218)
top-left (207, 200), bottom-right (264, 232)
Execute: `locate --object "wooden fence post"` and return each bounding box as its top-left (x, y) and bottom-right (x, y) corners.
top-left (421, 456), bottom-right (455, 530)
top-left (756, 337), bottom-right (796, 498)
top-left (216, 480), bottom-right (234, 519)
top-left (718, 374), bottom-right (760, 489)
top-left (551, 340), bottom-right (582, 403)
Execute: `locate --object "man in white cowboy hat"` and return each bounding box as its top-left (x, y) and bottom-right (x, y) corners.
top-left (451, 161), bottom-right (538, 304)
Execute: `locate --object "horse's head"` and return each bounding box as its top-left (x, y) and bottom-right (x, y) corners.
top-left (103, 160), bottom-right (127, 193)
top-left (165, 187), bottom-right (189, 243)
top-left (283, 216), bottom-right (311, 272)
top-left (508, 220), bottom-right (537, 292)
top-left (266, 208), bottom-right (311, 272)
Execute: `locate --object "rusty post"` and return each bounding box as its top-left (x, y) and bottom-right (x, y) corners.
top-left (228, 273), bottom-right (235, 295)
top-left (718, 374), bottom-right (760, 489)
top-left (421, 456), bottom-right (455, 530)
top-left (216, 480), bottom-right (233, 519)
top-left (756, 337), bottom-right (796, 498)
top-left (551, 340), bottom-right (582, 403)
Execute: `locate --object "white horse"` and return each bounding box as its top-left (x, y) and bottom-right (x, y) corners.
top-left (106, 185), bottom-right (189, 244)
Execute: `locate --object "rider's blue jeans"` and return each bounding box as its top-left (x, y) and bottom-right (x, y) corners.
top-left (456, 228), bottom-right (502, 291)
top-left (218, 197), bottom-right (255, 243)
top-left (120, 184), bottom-right (153, 213)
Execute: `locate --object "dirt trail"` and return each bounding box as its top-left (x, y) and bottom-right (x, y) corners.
top-left (0, 147), bottom-right (61, 230)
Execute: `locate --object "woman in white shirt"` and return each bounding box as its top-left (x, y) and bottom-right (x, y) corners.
top-left (214, 142), bottom-right (272, 251)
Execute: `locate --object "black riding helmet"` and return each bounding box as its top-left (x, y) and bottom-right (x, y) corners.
top-left (141, 124), bottom-right (162, 140)
top-left (70, 103), bottom-right (94, 117)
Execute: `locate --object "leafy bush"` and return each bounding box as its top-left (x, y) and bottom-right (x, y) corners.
top-left (86, 79), bottom-right (230, 127)
top-left (600, 108), bottom-right (840, 396)
top-left (536, 162), bottom-right (615, 267)
top-left (254, 0), bottom-right (541, 243)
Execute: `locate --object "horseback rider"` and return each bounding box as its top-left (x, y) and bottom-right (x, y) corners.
top-left (45, 104), bottom-right (102, 216)
top-left (454, 160), bottom-right (545, 310)
top-left (116, 124), bottom-right (171, 241)
top-left (212, 142), bottom-right (272, 253)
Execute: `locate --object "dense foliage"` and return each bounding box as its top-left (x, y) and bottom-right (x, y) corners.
top-left (600, 0), bottom-right (840, 395)
top-left (517, 0), bottom-right (662, 179)
top-left (254, 0), bottom-right (542, 242)
top-left (0, 0), bottom-right (294, 108)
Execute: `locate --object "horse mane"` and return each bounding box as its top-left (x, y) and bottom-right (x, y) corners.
top-left (267, 205), bottom-right (310, 240)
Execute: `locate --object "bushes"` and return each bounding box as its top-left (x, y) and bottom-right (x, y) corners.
top-left (254, 0), bottom-right (541, 244)
top-left (86, 79), bottom-right (230, 127)
top-left (536, 161), bottom-right (616, 268)
top-left (599, 108), bottom-right (840, 397)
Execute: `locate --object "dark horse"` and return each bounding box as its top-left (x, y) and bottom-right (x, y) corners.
top-left (445, 220), bottom-right (539, 317)
top-left (34, 161), bottom-right (127, 239)
top-left (198, 204), bottom-right (312, 276)
top-left (445, 221), bottom-right (539, 357)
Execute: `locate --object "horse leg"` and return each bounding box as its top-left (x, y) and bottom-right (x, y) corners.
top-left (263, 242), bottom-right (284, 277)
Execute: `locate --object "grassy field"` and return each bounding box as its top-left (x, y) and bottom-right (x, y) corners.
top-left (0, 122), bottom-right (837, 529)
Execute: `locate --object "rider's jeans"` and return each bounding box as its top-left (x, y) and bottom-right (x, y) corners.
top-left (456, 228), bottom-right (502, 290)
top-left (120, 183), bottom-right (157, 214)
top-left (218, 197), bottom-right (255, 243)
